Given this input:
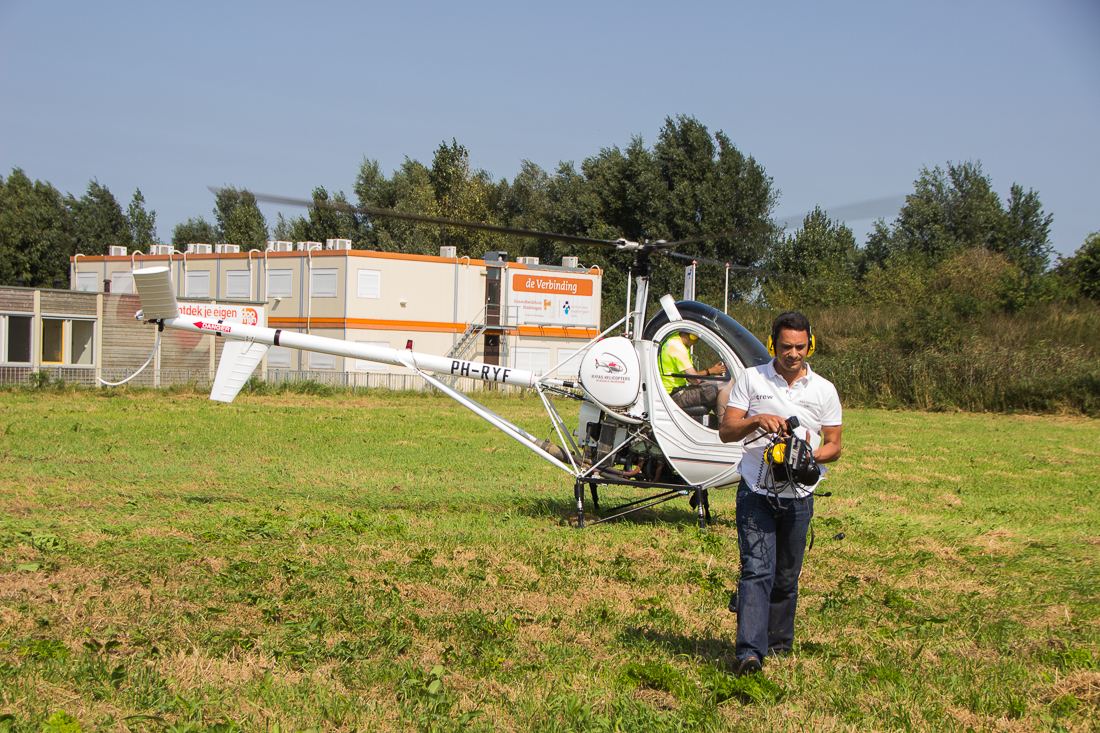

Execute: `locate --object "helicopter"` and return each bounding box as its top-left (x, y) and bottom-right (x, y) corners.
top-left (128, 192), bottom-right (811, 529)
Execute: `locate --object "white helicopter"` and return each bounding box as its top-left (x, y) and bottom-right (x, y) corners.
top-left (130, 194), bottom-right (780, 528)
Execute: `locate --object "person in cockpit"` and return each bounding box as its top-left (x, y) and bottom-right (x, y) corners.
top-left (660, 331), bottom-right (728, 420)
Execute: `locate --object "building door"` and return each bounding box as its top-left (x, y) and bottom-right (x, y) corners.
top-left (485, 264), bottom-right (501, 326)
top-left (483, 333), bottom-right (500, 366)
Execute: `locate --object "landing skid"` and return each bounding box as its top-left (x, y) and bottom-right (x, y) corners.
top-left (573, 477), bottom-right (711, 529)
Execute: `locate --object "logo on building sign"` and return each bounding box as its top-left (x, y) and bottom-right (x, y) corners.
top-left (242, 308), bottom-right (258, 326)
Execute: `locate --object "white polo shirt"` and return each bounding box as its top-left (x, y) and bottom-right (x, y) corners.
top-left (727, 360), bottom-right (842, 497)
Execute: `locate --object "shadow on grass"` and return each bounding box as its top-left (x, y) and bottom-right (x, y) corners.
top-left (619, 625), bottom-right (738, 668)
top-left (514, 493), bottom-right (731, 529)
top-left (181, 495), bottom-right (250, 504)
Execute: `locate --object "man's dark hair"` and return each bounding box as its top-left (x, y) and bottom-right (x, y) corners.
top-left (772, 311), bottom-right (811, 340)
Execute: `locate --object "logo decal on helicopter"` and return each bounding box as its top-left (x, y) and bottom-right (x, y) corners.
top-left (593, 354), bottom-right (627, 374)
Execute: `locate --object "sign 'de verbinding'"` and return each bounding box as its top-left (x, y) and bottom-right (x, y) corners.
top-left (510, 273), bottom-right (596, 326)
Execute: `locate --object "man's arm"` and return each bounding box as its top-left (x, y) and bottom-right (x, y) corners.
top-left (719, 407), bottom-right (788, 444)
top-left (815, 425), bottom-right (842, 463)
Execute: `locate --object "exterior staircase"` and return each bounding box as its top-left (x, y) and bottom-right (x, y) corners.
top-left (446, 322), bottom-right (487, 362)
top-left (444, 306), bottom-right (515, 386)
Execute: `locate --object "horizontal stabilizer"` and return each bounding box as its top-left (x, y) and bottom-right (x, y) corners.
top-left (133, 267), bottom-right (180, 320)
top-left (210, 340), bottom-right (269, 403)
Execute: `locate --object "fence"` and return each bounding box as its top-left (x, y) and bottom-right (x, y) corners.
top-left (0, 366), bottom-right (515, 395)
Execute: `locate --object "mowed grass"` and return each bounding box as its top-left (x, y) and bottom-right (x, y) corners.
top-left (0, 389), bottom-right (1097, 732)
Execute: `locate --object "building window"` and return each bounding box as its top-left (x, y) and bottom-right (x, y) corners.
top-left (268, 345), bottom-right (292, 368)
top-left (186, 270), bottom-right (210, 298)
top-left (310, 352), bottom-right (336, 370)
top-left (226, 270), bottom-right (251, 299)
top-left (2, 315), bottom-right (33, 363)
top-left (357, 269), bottom-right (381, 299)
top-left (71, 321), bottom-right (94, 365)
top-left (41, 319), bottom-right (64, 363)
top-left (75, 272), bottom-right (98, 292)
top-left (111, 271), bottom-right (134, 294)
top-left (39, 318), bottom-right (96, 366)
top-left (514, 347), bottom-right (550, 375)
top-left (311, 268), bottom-right (338, 298)
top-left (268, 269), bottom-right (292, 298)
top-left (354, 341), bottom-right (390, 371)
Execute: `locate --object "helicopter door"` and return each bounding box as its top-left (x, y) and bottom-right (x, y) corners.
top-left (645, 323), bottom-right (745, 489)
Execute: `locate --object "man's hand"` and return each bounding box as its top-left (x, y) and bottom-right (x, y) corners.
top-left (719, 408), bottom-right (788, 444)
top-left (706, 363), bottom-right (726, 377)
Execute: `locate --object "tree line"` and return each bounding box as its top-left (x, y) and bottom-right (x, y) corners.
top-left (3, 115), bottom-right (1098, 311)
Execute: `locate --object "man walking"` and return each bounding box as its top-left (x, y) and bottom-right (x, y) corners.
top-left (718, 311), bottom-right (843, 676)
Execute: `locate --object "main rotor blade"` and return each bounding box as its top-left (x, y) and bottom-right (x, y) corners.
top-left (233, 189), bottom-right (617, 248)
top-left (665, 250), bottom-right (841, 285)
top-left (773, 194), bottom-right (907, 231)
top-left (666, 251), bottom-right (756, 271)
top-left (660, 232), bottom-right (744, 248)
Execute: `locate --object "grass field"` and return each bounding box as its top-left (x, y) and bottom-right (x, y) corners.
top-left (0, 389), bottom-right (1098, 732)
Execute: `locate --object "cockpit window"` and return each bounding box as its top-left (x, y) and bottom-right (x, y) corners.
top-left (658, 329), bottom-right (734, 429)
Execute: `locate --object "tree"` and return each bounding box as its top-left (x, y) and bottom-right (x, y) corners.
top-left (863, 160), bottom-right (1052, 276)
top-left (348, 121), bottom-right (779, 320)
top-left (213, 186), bottom-right (267, 248)
top-left (70, 180), bottom-right (132, 255)
top-left (127, 188), bottom-right (158, 251)
top-left (0, 168), bottom-right (75, 287)
top-left (579, 116), bottom-right (779, 308)
top-left (427, 139), bottom-right (503, 256)
top-left (763, 207), bottom-right (859, 307)
top-left (996, 184), bottom-right (1054, 276)
top-left (271, 213), bottom-right (304, 243)
top-left (171, 217), bottom-right (217, 249)
top-left (653, 115), bottom-right (778, 269)
top-left (300, 187), bottom-right (358, 244)
top-left (353, 142), bottom-right (503, 257)
top-left (355, 156), bottom-right (439, 254)
top-left (1065, 232), bottom-right (1100, 301)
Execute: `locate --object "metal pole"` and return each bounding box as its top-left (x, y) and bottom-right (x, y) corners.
top-left (724, 263), bottom-right (729, 314)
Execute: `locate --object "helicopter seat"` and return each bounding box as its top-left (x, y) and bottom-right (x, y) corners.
top-left (681, 404), bottom-right (714, 428)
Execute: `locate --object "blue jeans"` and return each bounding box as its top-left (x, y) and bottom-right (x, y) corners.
top-left (733, 481), bottom-right (814, 662)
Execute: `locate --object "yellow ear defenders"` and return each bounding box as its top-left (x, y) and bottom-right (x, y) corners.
top-left (767, 314), bottom-right (815, 358)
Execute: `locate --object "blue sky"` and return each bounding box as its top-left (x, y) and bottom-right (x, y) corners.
top-left (1, 0), bottom-right (1097, 258)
